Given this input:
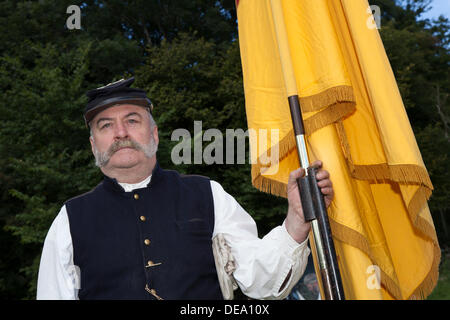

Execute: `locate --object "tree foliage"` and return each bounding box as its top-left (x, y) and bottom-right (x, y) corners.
top-left (0, 0), bottom-right (448, 299)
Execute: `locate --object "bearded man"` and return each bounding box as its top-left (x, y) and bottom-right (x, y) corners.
top-left (36, 78), bottom-right (334, 300)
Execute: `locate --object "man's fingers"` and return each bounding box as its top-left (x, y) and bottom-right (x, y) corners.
top-left (310, 160), bottom-right (323, 169)
top-left (320, 187), bottom-right (333, 196)
top-left (288, 168), bottom-right (305, 184)
top-left (317, 178), bottom-right (332, 188)
top-left (315, 169), bottom-right (329, 181)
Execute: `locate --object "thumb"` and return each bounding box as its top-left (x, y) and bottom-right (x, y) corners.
top-left (288, 167), bottom-right (306, 185)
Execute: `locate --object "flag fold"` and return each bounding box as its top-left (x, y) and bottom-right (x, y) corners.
top-left (237, 0), bottom-right (440, 299)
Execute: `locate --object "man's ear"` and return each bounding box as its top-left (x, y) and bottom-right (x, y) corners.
top-left (152, 125), bottom-right (159, 145)
top-left (89, 136), bottom-right (95, 154)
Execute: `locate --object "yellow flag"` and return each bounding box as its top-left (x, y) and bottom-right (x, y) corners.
top-left (237, 0), bottom-right (440, 299)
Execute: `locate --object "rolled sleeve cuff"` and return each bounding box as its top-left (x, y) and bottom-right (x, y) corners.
top-left (281, 220), bottom-right (310, 252)
top-left (272, 221), bottom-right (311, 299)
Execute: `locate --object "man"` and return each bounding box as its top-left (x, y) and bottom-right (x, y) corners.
top-left (301, 273), bottom-right (321, 300)
top-left (36, 78), bottom-right (334, 300)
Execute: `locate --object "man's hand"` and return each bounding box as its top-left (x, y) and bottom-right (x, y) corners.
top-left (285, 160), bottom-right (334, 243)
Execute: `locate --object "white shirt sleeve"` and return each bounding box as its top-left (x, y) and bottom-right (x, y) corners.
top-left (210, 180), bottom-right (310, 300)
top-left (36, 205), bottom-right (79, 300)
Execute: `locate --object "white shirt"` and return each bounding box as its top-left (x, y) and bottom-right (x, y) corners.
top-left (36, 176), bottom-right (310, 300)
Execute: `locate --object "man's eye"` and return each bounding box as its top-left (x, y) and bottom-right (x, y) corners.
top-left (128, 119), bottom-right (138, 124)
top-left (101, 123), bottom-right (111, 130)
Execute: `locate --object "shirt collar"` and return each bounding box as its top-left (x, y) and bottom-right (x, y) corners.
top-left (103, 161), bottom-right (161, 193)
top-left (118, 175), bottom-right (152, 192)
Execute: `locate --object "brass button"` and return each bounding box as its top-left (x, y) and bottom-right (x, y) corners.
top-left (150, 288), bottom-right (163, 300)
top-left (145, 285), bottom-right (163, 300)
top-left (144, 239), bottom-right (151, 245)
top-left (134, 194), bottom-right (139, 200)
top-left (146, 260), bottom-right (162, 268)
top-left (140, 216), bottom-right (146, 222)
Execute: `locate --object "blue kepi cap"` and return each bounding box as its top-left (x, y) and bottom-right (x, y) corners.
top-left (84, 77), bottom-right (153, 127)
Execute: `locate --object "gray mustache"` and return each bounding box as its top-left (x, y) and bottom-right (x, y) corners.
top-left (93, 136), bottom-right (158, 168)
top-left (107, 139), bottom-right (142, 156)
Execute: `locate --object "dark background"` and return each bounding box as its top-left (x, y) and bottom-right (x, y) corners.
top-left (0, 0), bottom-right (448, 299)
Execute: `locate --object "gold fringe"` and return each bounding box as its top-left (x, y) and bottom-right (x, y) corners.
top-left (251, 165), bottom-right (287, 197)
top-left (250, 101), bottom-right (357, 186)
top-left (335, 121), bottom-right (353, 165)
top-left (273, 129), bottom-right (297, 165)
top-left (351, 164), bottom-right (433, 190)
top-left (299, 85), bottom-right (355, 113)
top-left (250, 101), bottom-right (356, 196)
top-left (390, 165), bottom-right (434, 190)
top-left (335, 120), bottom-right (440, 299)
top-left (407, 186), bottom-right (433, 223)
top-left (335, 121), bottom-right (434, 190)
top-left (304, 102), bottom-right (356, 136)
top-left (256, 100), bottom-right (356, 169)
top-left (405, 185), bottom-right (440, 299)
top-left (408, 240), bottom-right (440, 300)
top-left (352, 163), bottom-right (390, 181)
top-left (329, 219), bottom-right (404, 299)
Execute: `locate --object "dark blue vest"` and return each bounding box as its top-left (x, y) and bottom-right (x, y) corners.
top-left (65, 163), bottom-right (223, 300)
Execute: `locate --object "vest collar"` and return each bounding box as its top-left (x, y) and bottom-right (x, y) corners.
top-left (103, 161), bottom-right (162, 194)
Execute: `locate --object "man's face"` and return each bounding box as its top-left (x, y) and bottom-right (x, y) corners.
top-left (89, 104), bottom-right (158, 171)
top-left (306, 282), bottom-right (319, 294)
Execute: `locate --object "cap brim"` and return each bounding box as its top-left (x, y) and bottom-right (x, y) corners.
top-left (85, 96), bottom-right (152, 127)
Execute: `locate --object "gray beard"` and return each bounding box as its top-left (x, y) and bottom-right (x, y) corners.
top-left (92, 136), bottom-right (158, 168)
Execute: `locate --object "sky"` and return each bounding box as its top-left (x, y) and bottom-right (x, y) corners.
top-left (420, 0), bottom-right (450, 20)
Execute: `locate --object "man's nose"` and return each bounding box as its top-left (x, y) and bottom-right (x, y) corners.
top-left (114, 121), bottom-right (129, 139)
